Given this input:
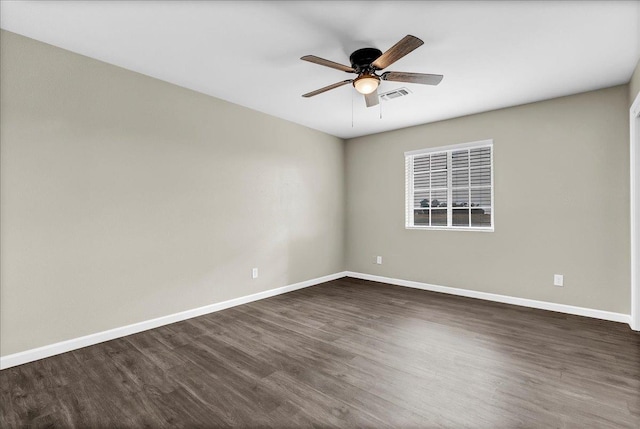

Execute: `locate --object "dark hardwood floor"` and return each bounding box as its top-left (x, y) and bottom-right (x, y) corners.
top-left (1, 277), bottom-right (639, 428)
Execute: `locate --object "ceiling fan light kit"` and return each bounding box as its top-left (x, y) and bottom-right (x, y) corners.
top-left (301, 35), bottom-right (443, 108)
top-left (353, 75), bottom-right (380, 95)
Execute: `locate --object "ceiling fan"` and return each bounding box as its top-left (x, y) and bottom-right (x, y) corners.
top-left (301, 35), bottom-right (443, 107)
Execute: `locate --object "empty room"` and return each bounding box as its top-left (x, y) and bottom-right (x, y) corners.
top-left (1, 1), bottom-right (639, 428)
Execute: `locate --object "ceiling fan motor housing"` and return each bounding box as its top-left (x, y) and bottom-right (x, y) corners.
top-left (349, 48), bottom-right (383, 73)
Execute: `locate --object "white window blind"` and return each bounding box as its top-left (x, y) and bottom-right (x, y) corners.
top-left (405, 140), bottom-right (493, 231)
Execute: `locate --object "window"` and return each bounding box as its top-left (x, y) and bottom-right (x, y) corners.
top-left (405, 140), bottom-right (493, 231)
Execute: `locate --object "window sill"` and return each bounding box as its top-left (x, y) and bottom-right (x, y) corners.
top-left (405, 226), bottom-right (494, 232)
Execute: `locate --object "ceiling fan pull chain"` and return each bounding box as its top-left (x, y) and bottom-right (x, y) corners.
top-left (379, 98), bottom-right (382, 120)
top-left (351, 89), bottom-right (354, 128)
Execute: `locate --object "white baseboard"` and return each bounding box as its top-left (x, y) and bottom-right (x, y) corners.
top-left (0, 271), bottom-right (348, 370)
top-left (345, 271), bottom-right (632, 325)
top-left (3, 270), bottom-right (631, 370)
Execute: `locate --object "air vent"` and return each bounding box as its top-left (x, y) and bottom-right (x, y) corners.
top-left (379, 87), bottom-right (412, 102)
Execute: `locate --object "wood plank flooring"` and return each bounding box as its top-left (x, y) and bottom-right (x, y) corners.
top-left (1, 277), bottom-right (639, 428)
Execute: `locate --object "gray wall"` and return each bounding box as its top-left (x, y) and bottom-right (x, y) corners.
top-left (0, 31), bottom-right (345, 356)
top-left (345, 86), bottom-right (630, 314)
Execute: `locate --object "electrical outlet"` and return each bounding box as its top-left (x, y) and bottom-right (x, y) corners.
top-left (252, 268), bottom-right (258, 279)
top-left (376, 256), bottom-right (383, 265)
top-left (554, 274), bottom-right (563, 287)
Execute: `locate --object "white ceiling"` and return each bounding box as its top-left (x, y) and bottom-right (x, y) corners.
top-left (1, 1), bottom-right (639, 139)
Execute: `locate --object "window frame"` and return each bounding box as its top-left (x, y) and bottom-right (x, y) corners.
top-left (405, 139), bottom-right (494, 232)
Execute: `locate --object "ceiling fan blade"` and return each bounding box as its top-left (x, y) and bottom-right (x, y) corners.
top-left (371, 35), bottom-right (424, 70)
top-left (301, 55), bottom-right (356, 73)
top-left (381, 71), bottom-right (443, 85)
top-left (364, 91), bottom-right (379, 108)
top-left (302, 80), bottom-right (353, 98)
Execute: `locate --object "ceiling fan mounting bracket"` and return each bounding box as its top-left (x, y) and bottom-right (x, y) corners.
top-left (349, 48), bottom-right (382, 73)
